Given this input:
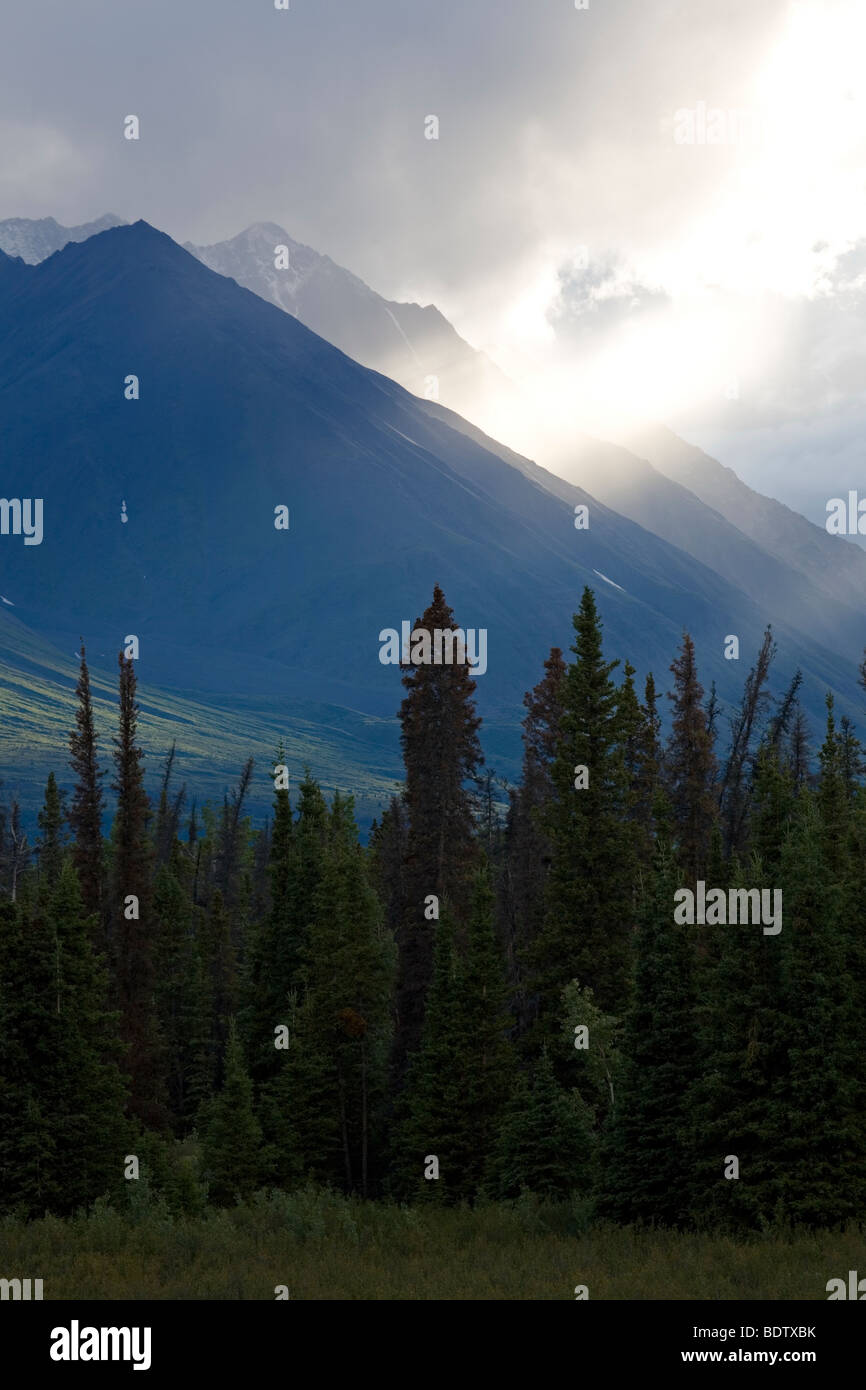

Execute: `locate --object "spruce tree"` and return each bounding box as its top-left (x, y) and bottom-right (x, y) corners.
top-left (666, 632), bottom-right (717, 882)
top-left (750, 742), bottom-right (795, 877)
top-left (486, 1050), bottom-right (594, 1201)
top-left (532, 588), bottom-right (634, 1034)
top-left (154, 742), bottom-right (186, 867)
top-left (774, 790), bottom-right (865, 1226)
top-left (214, 757), bottom-right (254, 907)
top-left (279, 793), bottom-right (395, 1194)
top-left (817, 694), bottom-right (849, 874)
top-left (394, 868), bottom-right (514, 1203)
top-left (368, 794), bottom-right (408, 947)
top-left (68, 644), bottom-right (105, 922)
top-left (199, 888), bottom-right (238, 1093)
top-left (600, 838), bottom-right (697, 1227)
top-left (201, 1019), bottom-right (261, 1205)
top-left (503, 648), bottom-right (566, 1036)
top-left (0, 866), bottom-right (128, 1215)
top-left (110, 652), bottom-right (163, 1129)
top-left (839, 716), bottom-right (864, 800)
top-left (687, 849), bottom-right (786, 1231)
top-left (391, 907), bottom-right (465, 1202)
top-left (625, 670), bottom-right (664, 861)
top-left (37, 771), bottom-right (66, 892)
top-left (242, 747), bottom-right (298, 1083)
top-left (394, 585), bottom-right (483, 1077)
top-left (450, 866), bottom-right (514, 1196)
top-left (154, 851), bottom-right (210, 1133)
top-left (788, 707), bottom-right (811, 790)
top-left (718, 627), bottom-right (775, 857)
top-left (0, 897), bottom-right (57, 1213)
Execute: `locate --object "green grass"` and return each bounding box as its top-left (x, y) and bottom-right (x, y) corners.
top-left (0, 612), bottom-right (404, 829)
top-left (0, 1191), bottom-right (860, 1299)
top-left (0, 611), bottom-right (522, 831)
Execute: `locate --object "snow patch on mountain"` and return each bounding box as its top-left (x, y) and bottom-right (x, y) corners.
top-left (592, 569), bottom-right (626, 592)
top-left (0, 214), bottom-right (126, 264)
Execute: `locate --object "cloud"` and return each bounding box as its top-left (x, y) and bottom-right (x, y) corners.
top-left (1, 0), bottom-right (865, 521)
top-left (0, 122), bottom-right (96, 210)
top-left (549, 255), bottom-right (670, 346)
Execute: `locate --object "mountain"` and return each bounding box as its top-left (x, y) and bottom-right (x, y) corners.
top-left (0, 213), bottom-right (126, 264)
top-left (626, 424), bottom-right (866, 614)
top-left (509, 429), bottom-right (866, 668)
top-left (184, 222), bottom-right (508, 424)
top-left (0, 223), bottom-right (861, 818)
top-left (11, 216), bottom-right (865, 658)
top-left (181, 224), bottom-right (866, 668)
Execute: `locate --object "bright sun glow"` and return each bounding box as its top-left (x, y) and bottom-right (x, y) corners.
top-left (474, 0), bottom-right (866, 453)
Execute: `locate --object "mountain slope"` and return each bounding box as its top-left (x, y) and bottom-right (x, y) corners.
top-left (626, 425), bottom-right (866, 614)
top-left (184, 222), bottom-right (508, 423)
top-left (183, 224), bottom-right (866, 668)
top-left (415, 400), bottom-right (866, 672)
top-left (0, 222), bottom-right (861, 819)
top-left (9, 213), bottom-right (864, 667)
top-left (527, 430), bottom-right (866, 665)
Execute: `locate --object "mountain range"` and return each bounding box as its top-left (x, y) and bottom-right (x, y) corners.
top-left (0, 216), bottom-right (863, 823)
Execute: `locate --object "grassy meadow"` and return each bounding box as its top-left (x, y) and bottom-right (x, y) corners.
top-left (0, 1190), bottom-right (859, 1300)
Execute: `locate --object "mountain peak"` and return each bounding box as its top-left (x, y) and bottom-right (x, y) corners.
top-left (65, 218), bottom-right (194, 266)
top-left (0, 212), bottom-right (127, 264)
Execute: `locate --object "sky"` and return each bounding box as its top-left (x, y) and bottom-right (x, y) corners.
top-left (2, 0), bottom-right (865, 525)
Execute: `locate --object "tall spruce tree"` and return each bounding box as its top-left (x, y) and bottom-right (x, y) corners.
top-left (623, 670), bottom-right (665, 864)
top-left (154, 742), bottom-right (186, 867)
top-left (503, 648), bottom-right (566, 1037)
top-left (68, 644), bottom-right (105, 923)
top-left (154, 850), bottom-right (210, 1133)
top-left (666, 632), bottom-right (717, 882)
top-left (242, 747), bottom-right (297, 1083)
top-left (393, 584), bottom-right (483, 1077)
top-left (718, 628), bottom-right (775, 857)
top-left (110, 652), bottom-right (164, 1129)
top-left (37, 771), bottom-right (66, 893)
top-left (532, 589), bottom-right (634, 1036)
top-left (816, 694), bottom-right (849, 874)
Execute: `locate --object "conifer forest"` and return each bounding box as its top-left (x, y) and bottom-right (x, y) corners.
top-left (2, 583), bottom-right (864, 1294)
